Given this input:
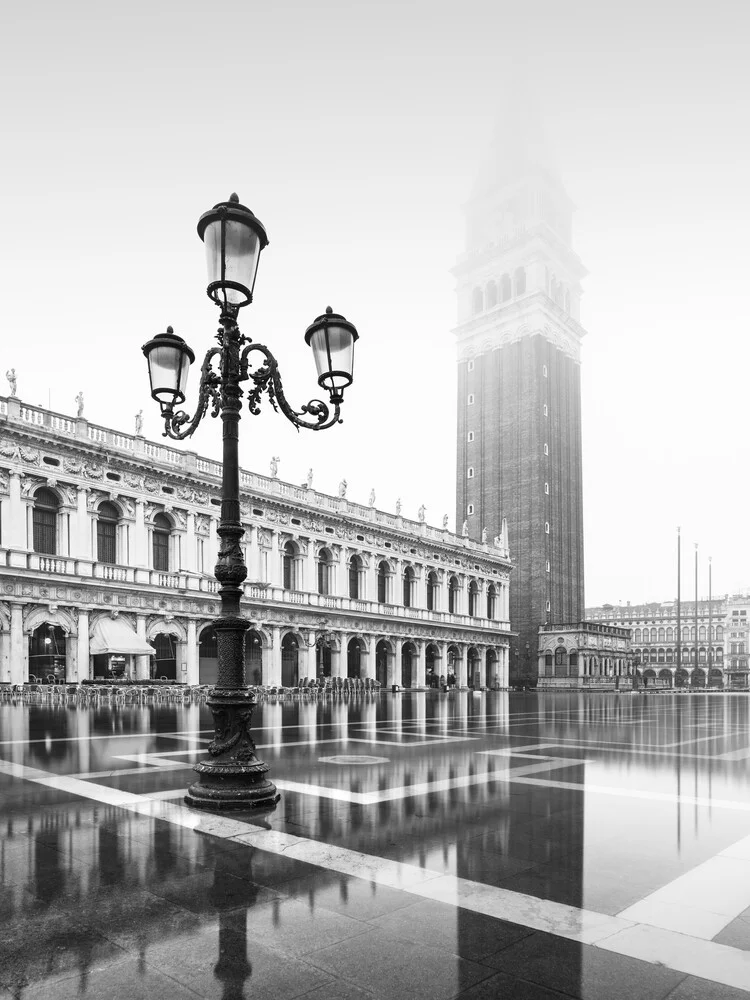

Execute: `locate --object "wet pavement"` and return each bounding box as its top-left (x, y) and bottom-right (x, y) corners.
top-left (2, 690), bottom-right (750, 998)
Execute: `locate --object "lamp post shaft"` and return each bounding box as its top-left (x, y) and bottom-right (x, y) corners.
top-left (186, 310), bottom-right (279, 811)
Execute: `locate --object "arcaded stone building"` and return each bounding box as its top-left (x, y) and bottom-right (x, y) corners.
top-left (587, 598), bottom-right (750, 690)
top-left (537, 621), bottom-right (633, 690)
top-left (0, 395), bottom-right (512, 689)
top-left (454, 126), bottom-right (586, 684)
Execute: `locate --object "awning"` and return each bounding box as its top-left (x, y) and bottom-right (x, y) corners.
top-left (89, 618), bottom-right (155, 656)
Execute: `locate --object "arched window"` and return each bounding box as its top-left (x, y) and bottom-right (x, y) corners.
top-left (96, 501), bottom-right (119, 565)
top-left (500, 274), bottom-right (512, 301)
top-left (650, 627), bottom-right (658, 643)
top-left (487, 583), bottom-right (497, 620)
top-left (472, 287), bottom-right (483, 314)
top-left (377, 560), bottom-right (390, 604)
top-left (349, 554), bottom-right (362, 599)
top-left (682, 626), bottom-right (690, 641)
top-left (485, 280), bottom-right (497, 308)
top-left (317, 548), bottom-right (332, 596)
top-left (33, 488), bottom-right (59, 555)
top-left (634, 628), bottom-right (642, 642)
top-left (658, 627), bottom-right (665, 643)
top-left (152, 513), bottom-right (172, 571)
top-left (448, 575), bottom-right (459, 614)
top-left (666, 627), bottom-right (674, 642)
top-left (283, 540), bottom-right (299, 590)
top-left (403, 565), bottom-right (415, 608)
top-left (467, 467), bottom-right (474, 479)
top-left (717, 626), bottom-right (724, 640)
top-left (514, 266), bottom-right (526, 295)
top-left (699, 625), bottom-right (706, 641)
top-left (468, 580), bottom-right (479, 617)
top-left (426, 570), bottom-right (438, 611)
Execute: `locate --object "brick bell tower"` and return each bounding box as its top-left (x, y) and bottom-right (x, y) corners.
top-left (453, 121), bottom-right (587, 685)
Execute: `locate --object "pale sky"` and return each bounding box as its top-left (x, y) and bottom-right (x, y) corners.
top-left (1, 1), bottom-right (749, 607)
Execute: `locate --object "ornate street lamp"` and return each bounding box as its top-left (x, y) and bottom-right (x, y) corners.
top-left (142, 194), bottom-right (359, 811)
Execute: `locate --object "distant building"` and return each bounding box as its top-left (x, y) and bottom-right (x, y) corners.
top-left (0, 395), bottom-right (512, 688)
top-left (586, 598), bottom-right (750, 689)
top-left (454, 120), bottom-right (586, 684)
top-left (537, 621), bottom-right (632, 690)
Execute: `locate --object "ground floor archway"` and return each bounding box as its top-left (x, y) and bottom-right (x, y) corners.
top-left (425, 643), bottom-right (440, 687)
top-left (245, 629), bottom-right (263, 685)
top-left (401, 641), bottom-right (416, 688)
top-left (28, 623), bottom-right (68, 683)
top-left (152, 632), bottom-right (177, 680)
top-left (376, 640), bottom-right (390, 687)
top-left (468, 647), bottom-right (481, 688)
top-left (281, 633), bottom-right (299, 687)
top-left (347, 638), bottom-right (362, 679)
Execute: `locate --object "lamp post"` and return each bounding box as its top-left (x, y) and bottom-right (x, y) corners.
top-left (142, 194), bottom-right (359, 811)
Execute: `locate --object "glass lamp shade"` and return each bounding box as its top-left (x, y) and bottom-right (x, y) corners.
top-left (197, 193), bottom-right (268, 308)
top-left (304, 307), bottom-right (359, 402)
top-left (142, 327), bottom-right (195, 411)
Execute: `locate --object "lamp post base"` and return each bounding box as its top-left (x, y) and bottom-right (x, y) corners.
top-left (185, 688), bottom-right (280, 812)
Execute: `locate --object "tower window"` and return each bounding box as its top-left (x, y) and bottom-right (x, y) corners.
top-left (467, 431), bottom-right (474, 442)
top-left (543, 404), bottom-right (548, 416)
top-left (544, 443), bottom-right (549, 456)
top-left (467, 394), bottom-right (475, 405)
top-left (545, 522), bottom-right (549, 534)
top-left (467, 467), bottom-right (474, 479)
top-left (467, 504), bottom-right (474, 515)
top-left (546, 600), bottom-right (551, 613)
top-left (467, 360), bottom-right (475, 372)
top-left (544, 483), bottom-right (549, 495)
top-left (543, 365), bottom-right (548, 378)
top-left (546, 560), bottom-right (550, 572)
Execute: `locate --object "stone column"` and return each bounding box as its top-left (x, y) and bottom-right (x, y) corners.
top-left (360, 637), bottom-right (375, 680)
top-left (415, 641), bottom-right (426, 688)
top-left (185, 513), bottom-right (197, 573)
top-left (76, 609), bottom-right (90, 682)
top-left (8, 473), bottom-right (26, 550)
top-left (298, 633), bottom-right (315, 682)
top-left (134, 501), bottom-right (148, 568)
top-left (392, 637), bottom-right (403, 688)
top-left (135, 615), bottom-right (150, 680)
top-left (455, 644), bottom-right (467, 688)
top-left (333, 632), bottom-right (348, 678)
top-left (267, 626), bottom-right (282, 686)
top-left (76, 487), bottom-right (91, 560)
top-left (365, 556), bottom-right (377, 604)
top-left (186, 619), bottom-right (198, 685)
top-left (9, 604), bottom-right (25, 685)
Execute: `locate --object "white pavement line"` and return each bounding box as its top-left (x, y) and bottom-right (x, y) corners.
top-left (596, 923), bottom-right (750, 994)
top-left (499, 775), bottom-right (750, 813)
top-left (617, 855), bottom-right (750, 939)
top-left (6, 756), bottom-right (750, 991)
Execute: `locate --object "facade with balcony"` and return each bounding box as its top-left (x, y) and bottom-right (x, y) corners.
top-left (0, 395), bottom-right (513, 688)
top-left (537, 621), bottom-right (633, 690)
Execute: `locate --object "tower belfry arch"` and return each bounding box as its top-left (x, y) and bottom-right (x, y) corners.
top-left (453, 119), bottom-right (587, 684)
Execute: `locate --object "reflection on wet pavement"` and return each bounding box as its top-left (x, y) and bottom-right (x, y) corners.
top-left (2, 691), bottom-right (750, 998)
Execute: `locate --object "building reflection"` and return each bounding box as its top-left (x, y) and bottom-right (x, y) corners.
top-left (2, 692), bottom-right (746, 995)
